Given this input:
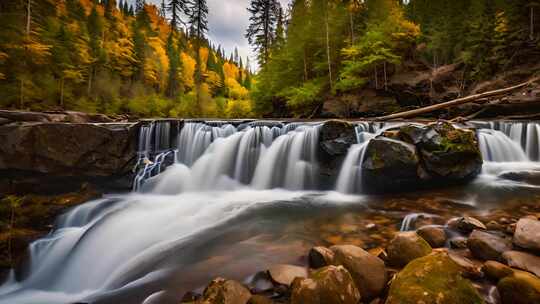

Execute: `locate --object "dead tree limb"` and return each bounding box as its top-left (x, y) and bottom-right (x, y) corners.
top-left (377, 78), bottom-right (538, 121)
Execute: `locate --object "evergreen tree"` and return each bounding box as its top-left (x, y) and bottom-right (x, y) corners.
top-left (246, 0), bottom-right (279, 65)
top-left (169, 0), bottom-right (190, 30)
top-left (187, 0), bottom-right (209, 111)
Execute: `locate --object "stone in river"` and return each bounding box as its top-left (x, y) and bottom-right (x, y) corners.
top-left (386, 231), bottom-right (432, 267)
top-left (417, 225), bottom-right (447, 248)
top-left (513, 218), bottom-right (540, 252)
top-left (502, 251), bottom-right (540, 277)
top-left (331, 244), bottom-right (387, 301)
top-left (266, 264), bottom-right (308, 287)
top-left (498, 270), bottom-right (540, 304)
top-left (290, 265), bottom-right (361, 304)
top-left (455, 216), bottom-right (487, 234)
top-left (308, 246), bottom-right (335, 269)
top-left (467, 230), bottom-right (512, 261)
top-left (482, 261), bottom-right (514, 281)
top-left (199, 277), bottom-right (252, 304)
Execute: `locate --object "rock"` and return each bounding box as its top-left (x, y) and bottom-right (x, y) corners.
top-left (0, 110), bottom-right (115, 124)
top-left (266, 264), bottom-right (308, 287)
top-left (308, 246), bottom-right (334, 269)
top-left (417, 225), bottom-right (447, 248)
top-left (290, 265), bottom-right (361, 304)
top-left (502, 251), bottom-right (540, 277)
top-left (498, 270), bottom-right (540, 304)
top-left (362, 137), bottom-right (420, 193)
top-left (331, 244), bottom-right (387, 300)
top-left (467, 230), bottom-right (512, 261)
top-left (450, 237), bottom-right (469, 249)
top-left (455, 217), bottom-right (487, 234)
top-left (448, 251), bottom-right (483, 279)
top-left (498, 171), bottom-right (540, 185)
top-left (414, 122), bottom-right (482, 180)
top-left (200, 278), bottom-right (252, 304)
top-left (513, 218), bottom-right (540, 252)
top-left (386, 252), bottom-right (484, 304)
top-left (247, 295), bottom-right (273, 304)
top-left (319, 120), bottom-right (357, 156)
top-left (387, 232), bottom-right (432, 267)
top-left (482, 261), bottom-right (514, 281)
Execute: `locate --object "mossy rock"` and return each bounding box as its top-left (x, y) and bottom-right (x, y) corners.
top-left (498, 270), bottom-right (540, 304)
top-left (386, 232), bottom-right (432, 268)
top-left (386, 252), bottom-right (484, 304)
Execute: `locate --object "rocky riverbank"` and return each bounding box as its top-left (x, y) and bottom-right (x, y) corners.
top-left (177, 210), bottom-right (540, 304)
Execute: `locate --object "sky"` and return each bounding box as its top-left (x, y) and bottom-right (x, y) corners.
top-left (142, 0), bottom-right (291, 70)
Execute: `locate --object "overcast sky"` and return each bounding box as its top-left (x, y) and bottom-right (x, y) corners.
top-left (141, 0), bottom-right (291, 69)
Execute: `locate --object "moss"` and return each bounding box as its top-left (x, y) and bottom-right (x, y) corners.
top-left (386, 252), bottom-right (484, 304)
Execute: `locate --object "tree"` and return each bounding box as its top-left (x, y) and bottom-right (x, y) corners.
top-left (169, 0), bottom-right (190, 30)
top-left (187, 0), bottom-right (209, 112)
top-left (246, 0), bottom-right (279, 66)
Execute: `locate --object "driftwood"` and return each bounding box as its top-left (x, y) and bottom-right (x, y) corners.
top-left (377, 78), bottom-right (538, 121)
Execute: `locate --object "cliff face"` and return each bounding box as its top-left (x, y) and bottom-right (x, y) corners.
top-left (0, 111), bottom-right (139, 195)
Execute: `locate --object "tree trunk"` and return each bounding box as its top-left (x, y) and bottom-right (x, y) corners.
top-left (60, 77), bottom-right (65, 108)
top-left (303, 50), bottom-right (308, 82)
top-left (383, 61), bottom-right (388, 91)
top-left (19, 79), bottom-right (24, 109)
top-left (26, 0), bottom-right (31, 36)
top-left (531, 6), bottom-right (535, 41)
top-left (349, 10), bottom-right (354, 45)
top-left (374, 66), bottom-right (378, 89)
top-left (325, 7), bottom-right (333, 91)
top-left (377, 78), bottom-right (537, 120)
top-left (87, 67), bottom-right (93, 97)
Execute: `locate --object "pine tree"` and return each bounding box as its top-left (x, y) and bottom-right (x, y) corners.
top-left (187, 0), bottom-right (209, 112)
top-left (246, 0), bottom-right (279, 66)
top-left (136, 0), bottom-right (145, 13)
top-left (169, 0), bottom-right (190, 30)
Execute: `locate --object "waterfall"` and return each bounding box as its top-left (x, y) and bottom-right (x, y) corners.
top-left (477, 129), bottom-right (529, 162)
top-left (139, 122), bottom-right (321, 194)
top-left (473, 121), bottom-right (540, 161)
top-left (335, 142), bottom-right (371, 194)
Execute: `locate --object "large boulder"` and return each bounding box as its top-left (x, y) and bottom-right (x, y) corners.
top-left (467, 230), bottom-right (512, 261)
top-left (362, 137), bottom-right (420, 193)
top-left (290, 265), bottom-right (361, 304)
top-left (198, 277), bottom-right (252, 304)
top-left (498, 270), bottom-right (540, 304)
top-left (513, 218), bottom-right (540, 252)
top-left (386, 252), bottom-right (484, 304)
top-left (502, 251), bottom-right (540, 277)
top-left (318, 120), bottom-right (358, 186)
top-left (0, 122), bottom-right (139, 194)
top-left (386, 232), bottom-right (432, 267)
top-left (330, 245), bottom-right (387, 300)
top-left (402, 122), bottom-right (482, 180)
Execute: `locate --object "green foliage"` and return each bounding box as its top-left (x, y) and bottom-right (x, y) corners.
top-left (281, 80), bottom-right (323, 117)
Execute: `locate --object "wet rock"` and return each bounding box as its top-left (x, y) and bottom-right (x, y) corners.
top-left (266, 264), bottom-right (308, 287)
top-left (319, 120), bottom-right (357, 156)
top-left (498, 171), bottom-right (540, 185)
top-left (362, 137), bottom-right (420, 193)
top-left (467, 230), bottom-right (512, 261)
top-left (247, 295), bottom-right (273, 304)
top-left (386, 252), bottom-right (484, 304)
top-left (290, 265), bottom-right (361, 304)
top-left (482, 261), bottom-right (514, 281)
top-left (453, 217), bottom-right (487, 234)
top-left (448, 251), bottom-right (484, 279)
top-left (417, 225), bottom-right (447, 248)
top-left (498, 270), bottom-right (540, 304)
top-left (387, 232), bottom-right (432, 267)
top-left (513, 218), bottom-right (540, 252)
top-left (415, 122), bottom-right (482, 180)
top-left (200, 277), bottom-right (252, 304)
top-left (502, 251), bottom-right (540, 277)
top-left (308, 246), bottom-right (334, 269)
top-left (450, 237), bottom-right (469, 249)
top-left (331, 244), bottom-right (387, 300)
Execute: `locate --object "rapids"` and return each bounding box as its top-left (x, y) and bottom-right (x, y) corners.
top-left (1, 120), bottom-right (540, 304)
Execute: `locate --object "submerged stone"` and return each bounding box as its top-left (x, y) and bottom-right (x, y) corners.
top-left (386, 252), bottom-right (484, 304)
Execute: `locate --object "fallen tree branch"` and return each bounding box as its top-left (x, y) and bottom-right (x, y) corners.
top-left (377, 78), bottom-right (538, 120)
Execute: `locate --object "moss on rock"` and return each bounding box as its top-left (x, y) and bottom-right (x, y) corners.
top-left (386, 252), bottom-right (484, 304)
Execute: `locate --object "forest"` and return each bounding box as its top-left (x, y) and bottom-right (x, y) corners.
top-left (1, 0), bottom-right (539, 118)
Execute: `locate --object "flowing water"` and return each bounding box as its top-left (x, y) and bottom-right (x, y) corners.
top-left (2, 120), bottom-right (540, 304)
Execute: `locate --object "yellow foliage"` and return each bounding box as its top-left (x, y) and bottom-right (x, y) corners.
top-left (181, 52), bottom-right (196, 89)
top-left (200, 47), bottom-right (209, 71)
top-left (106, 37), bottom-right (137, 77)
top-left (144, 36), bottom-right (169, 88)
top-left (225, 77), bottom-right (249, 99)
top-left (225, 99), bottom-right (253, 118)
top-left (206, 70), bottom-right (221, 91)
top-left (222, 62), bottom-right (239, 79)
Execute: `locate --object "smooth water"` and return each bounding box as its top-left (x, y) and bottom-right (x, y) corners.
top-left (2, 120), bottom-right (540, 304)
